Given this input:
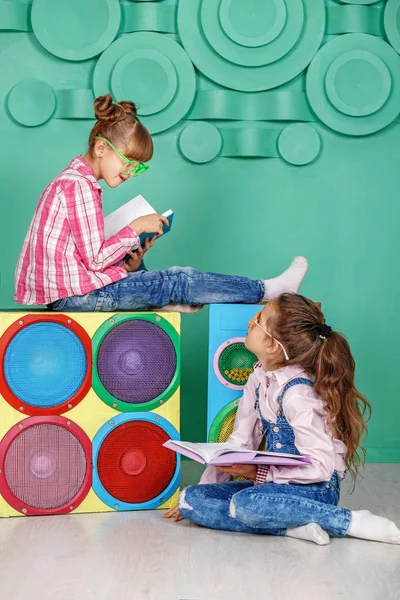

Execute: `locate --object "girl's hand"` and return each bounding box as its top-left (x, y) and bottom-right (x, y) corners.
top-left (123, 236), bottom-right (156, 273)
top-left (123, 251), bottom-right (143, 273)
top-left (130, 213), bottom-right (169, 236)
top-left (217, 464), bottom-right (258, 480)
top-left (140, 235), bottom-right (157, 253)
top-left (163, 505), bottom-right (184, 522)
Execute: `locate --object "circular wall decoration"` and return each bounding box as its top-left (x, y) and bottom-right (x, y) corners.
top-left (177, 0), bottom-right (325, 91)
top-left (31, 0), bottom-right (121, 61)
top-left (111, 49), bottom-right (178, 116)
top-left (324, 51), bottom-right (391, 117)
top-left (179, 122), bottom-right (222, 163)
top-left (93, 32), bottom-right (196, 134)
top-left (200, 0), bottom-right (304, 68)
top-left (278, 124), bottom-right (321, 165)
top-left (219, 0), bottom-right (287, 48)
top-left (306, 34), bottom-right (400, 136)
top-left (384, 0), bottom-right (400, 56)
top-left (8, 80), bottom-right (56, 127)
top-left (337, 0), bottom-right (380, 4)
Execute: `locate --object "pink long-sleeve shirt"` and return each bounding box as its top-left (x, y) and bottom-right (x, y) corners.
top-left (14, 156), bottom-right (140, 305)
top-left (200, 363), bottom-right (347, 485)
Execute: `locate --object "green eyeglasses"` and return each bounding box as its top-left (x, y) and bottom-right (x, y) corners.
top-left (95, 136), bottom-right (149, 177)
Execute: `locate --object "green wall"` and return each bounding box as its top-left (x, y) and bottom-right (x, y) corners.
top-left (1, 0), bottom-right (399, 461)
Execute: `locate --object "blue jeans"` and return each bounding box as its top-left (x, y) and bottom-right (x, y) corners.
top-left (179, 473), bottom-right (352, 537)
top-left (50, 266), bottom-right (265, 311)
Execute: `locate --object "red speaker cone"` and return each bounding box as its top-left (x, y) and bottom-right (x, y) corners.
top-left (97, 420), bottom-right (177, 504)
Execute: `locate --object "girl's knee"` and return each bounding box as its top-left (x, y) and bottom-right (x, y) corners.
top-left (166, 266), bottom-right (196, 277)
top-left (178, 483), bottom-right (226, 512)
top-left (229, 487), bottom-right (257, 520)
top-left (178, 485), bottom-right (206, 513)
top-left (229, 496), bottom-right (237, 519)
top-left (178, 485), bottom-right (210, 522)
top-left (228, 488), bottom-right (257, 523)
top-left (178, 487), bottom-right (194, 511)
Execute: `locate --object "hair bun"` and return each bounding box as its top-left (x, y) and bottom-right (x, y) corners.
top-left (117, 99), bottom-right (138, 119)
top-left (94, 94), bottom-right (138, 124)
top-left (94, 94), bottom-right (125, 124)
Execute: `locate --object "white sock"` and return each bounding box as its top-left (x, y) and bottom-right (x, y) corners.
top-left (150, 304), bottom-right (204, 314)
top-left (286, 523), bottom-right (330, 546)
top-left (347, 510), bottom-right (400, 544)
top-left (263, 257), bottom-right (309, 301)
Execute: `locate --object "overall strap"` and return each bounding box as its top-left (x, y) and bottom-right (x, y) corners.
top-left (276, 377), bottom-right (314, 416)
top-left (254, 384), bottom-right (261, 410)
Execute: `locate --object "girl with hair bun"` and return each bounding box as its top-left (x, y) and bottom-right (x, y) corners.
top-left (15, 95), bottom-right (308, 312)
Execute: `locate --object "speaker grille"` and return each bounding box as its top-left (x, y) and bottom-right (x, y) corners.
top-left (3, 322), bottom-right (87, 409)
top-left (209, 399), bottom-right (239, 443)
top-left (216, 410), bottom-right (236, 442)
top-left (217, 342), bottom-right (256, 386)
top-left (97, 420), bottom-right (177, 504)
top-left (1, 421), bottom-right (90, 512)
top-left (209, 400), bottom-right (266, 448)
top-left (96, 320), bottom-right (177, 404)
top-left (209, 400), bottom-right (265, 481)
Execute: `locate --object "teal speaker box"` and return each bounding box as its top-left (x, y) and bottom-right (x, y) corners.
top-left (207, 304), bottom-right (260, 444)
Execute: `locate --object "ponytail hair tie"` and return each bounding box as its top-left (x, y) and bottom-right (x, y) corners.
top-left (319, 324), bottom-right (332, 340)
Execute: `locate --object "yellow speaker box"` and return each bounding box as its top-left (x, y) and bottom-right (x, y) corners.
top-left (0, 311), bottom-right (180, 517)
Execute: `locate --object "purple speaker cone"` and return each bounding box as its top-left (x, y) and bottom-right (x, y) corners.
top-left (97, 320), bottom-right (177, 403)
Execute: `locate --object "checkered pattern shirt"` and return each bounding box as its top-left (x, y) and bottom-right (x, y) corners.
top-left (255, 466), bottom-right (270, 485)
top-left (14, 156), bottom-right (139, 305)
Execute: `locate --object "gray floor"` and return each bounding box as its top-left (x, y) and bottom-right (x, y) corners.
top-left (0, 463), bottom-right (399, 600)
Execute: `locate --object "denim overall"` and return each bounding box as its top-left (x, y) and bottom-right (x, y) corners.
top-left (254, 377), bottom-right (312, 457)
top-left (179, 378), bottom-right (352, 537)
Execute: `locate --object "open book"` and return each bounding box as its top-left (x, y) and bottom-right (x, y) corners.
top-left (163, 440), bottom-right (312, 467)
top-left (104, 194), bottom-right (173, 246)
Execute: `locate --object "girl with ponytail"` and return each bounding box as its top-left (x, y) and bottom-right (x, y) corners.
top-left (166, 293), bottom-right (400, 546)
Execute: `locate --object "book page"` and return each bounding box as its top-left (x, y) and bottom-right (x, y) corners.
top-left (254, 450), bottom-right (304, 459)
top-left (104, 194), bottom-right (156, 239)
top-left (170, 441), bottom-right (255, 462)
top-left (210, 453), bottom-right (311, 466)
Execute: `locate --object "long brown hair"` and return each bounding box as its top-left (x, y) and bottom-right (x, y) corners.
top-left (267, 293), bottom-right (371, 487)
top-left (88, 94), bottom-right (153, 162)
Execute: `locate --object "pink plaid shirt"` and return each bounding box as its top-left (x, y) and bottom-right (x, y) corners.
top-left (14, 156), bottom-right (140, 305)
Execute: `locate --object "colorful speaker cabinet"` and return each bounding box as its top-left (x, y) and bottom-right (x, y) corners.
top-left (207, 304), bottom-right (260, 443)
top-left (0, 311), bottom-right (180, 517)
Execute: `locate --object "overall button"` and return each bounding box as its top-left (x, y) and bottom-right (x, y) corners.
top-left (276, 442), bottom-right (283, 449)
top-left (273, 426), bottom-right (280, 433)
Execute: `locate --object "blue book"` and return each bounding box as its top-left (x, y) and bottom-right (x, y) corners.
top-left (139, 209), bottom-right (174, 246)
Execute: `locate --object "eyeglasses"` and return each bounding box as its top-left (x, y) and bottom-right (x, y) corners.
top-left (95, 136), bottom-right (149, 177)
top-left (249, 310), bottom-right (290, 361)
